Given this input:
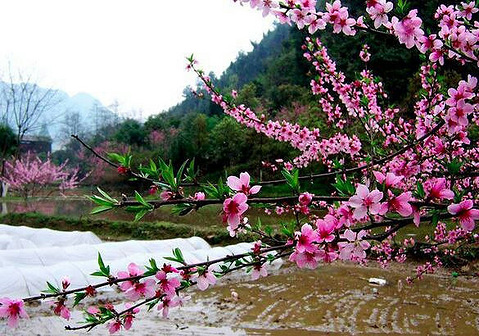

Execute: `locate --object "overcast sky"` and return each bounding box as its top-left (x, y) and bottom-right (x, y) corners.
top-left (0, 0), bottom-right (275, 118)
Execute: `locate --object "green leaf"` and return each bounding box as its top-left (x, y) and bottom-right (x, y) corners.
top-left (42, 281), bottom-right (60, 294)
top-left (90, 205), bottom-right (114, 215)
top-left (175, 160), bottom-right (189, 190)
top-left (164, 256), bottom-right (181, 263)
top-left (90, 271), bottom-right (105, 277)
top-left (202, 182), bottom-right (220, 199)
top-left (134, 209), bottom-right (151, 222)
top-left (282, 168), bottom-right (299, 193)
top-left (149, 258), bottom-right (158, 270)
top-left (88, 195), bottom-right (113, 207)
top-left (98, 253), bottom-right (106, 270)
top-left (415, 182), bottom-right (425, 199)
top-left (447, 159), bottom-right (463, 175)
top-left (107, 152), bottom-right (125, 165)
top-left (185, 158), bottom-right (198, 182)
top-left (158, 158), bottom-right (173, 187)
top-left (144, 258), bottom-right (159, 276)
top-left (92, 253), bottom-right (111, 277)
top-left (173, 248), bottom-right (185, 264)
top-left (134, 191), bottom-right (151, 208)
top-left (73, 292), bottom-right (87, 307)
top-left (333, 175), bottom-right (355, 196)
top-left (252, 217), bottom-right (262, 231)
top-left (146, 298), bottom-right (160, 312)
top-left (171, 203), bottom-right (194, 216)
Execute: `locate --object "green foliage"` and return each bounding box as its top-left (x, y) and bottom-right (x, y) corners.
top-left (88, 187), bottom-right (118, 215)
top-left (164, 248), bottom-right (186, 265)
top-left (107, 152), bottom-right (132, 168)
top-left (0, 124), bottom-right (17, 158)
top-left (282, 168), bottom-right (300, 193)
top-left (42, 281), bottom-right (60, 294)
top-left (125, 191), bottom-right (154, 222)
top-left (333, 175), bottom-right (355, 197)
top-left (113, 119), bottom-right (147, 147)
top-left (91, 253), bottom-right (111, 278)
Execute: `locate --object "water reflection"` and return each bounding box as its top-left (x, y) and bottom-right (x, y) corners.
top-left (0, 198), bottom-right (295, 228)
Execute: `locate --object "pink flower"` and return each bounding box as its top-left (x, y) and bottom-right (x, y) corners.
top-left (53, 301), bottom-right (71, 320)
top-left (251, 263), bottom-right (268, 280)
top-left (223, 193), bottom-right (249, 229)
top-left (427, 178), bottom-right (454, 201)
top-left (387, 191), bottom-right (413, 217)
top-left (0, 298), bottom-right (28, 328)
top-left (124, 278), bottom-right (156, 301)
top-left (448, 99), bottom-right (473, 126)
top-left (318, 247), bottom-right (338, 263)
top-left (124, 314), bottom-right (134, 330)
top-left (160, 190), bottom-right (174, 201)
top-left (338, 229), bottom-right (370, 261)
top-left (298, 192), bottom-right (313, 206)
top-left (157, 296), bottom-right (180, 318)
top-left (373, 171), bottom-right (403, 188)
top-left (155, 271), bottom-right (181, 298)
top-left (252, 240), bottom-right (262, 255)
top-left (108, 320), bottom-right (122, 334)
top-left (196, 265), bottom-right (216, 291)
top-left (348, 184), bottom-right (384, 219)
top-left (448, 200), bottom-right (479, 231)
top-left (315, 215), bottom-right (337, 242)
top-left (193, 192), bottom-right (205, 201)
top-left (148, 185), bottom-right (158, 195)
top-left (295, 224), bottom-right (319, 253)
top-left (392, 9), bottom-right (424, 49)
top-left (459, 1), bottom-right (478, 20)
top-left (366, 0), bottom-right (393, 28)
top-left (117, 263), bottom-right (143, 292)
top-left (61, 276), bottom-right (71, 290)
top-left (86, 306), bottom-right (100, 315)
top-left (337, 204), bottom-right (354, 227)
top-left (227, 172), bottom-right (261, 195)
top-left (123, 303), bottom-right (140, 330)
top-left (359, 44), bottom-right (371, 62)
top-left (117, 166), bottom-right (129, 175)
top-left (289, 249), bottom-right (322, 269)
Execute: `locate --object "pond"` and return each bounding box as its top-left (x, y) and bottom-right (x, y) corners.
top-left (0, 197), bottom-right (298, 229)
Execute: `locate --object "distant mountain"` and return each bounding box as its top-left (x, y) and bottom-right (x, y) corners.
top-left (0, 82), bottom-right (117, 150)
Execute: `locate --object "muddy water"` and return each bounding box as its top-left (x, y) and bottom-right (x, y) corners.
top-left (186, 264), bottom-right (479, 335)
top-left (7, 263), bottom-right (478, 335)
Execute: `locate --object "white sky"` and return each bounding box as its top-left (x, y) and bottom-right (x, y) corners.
top-left (0, 0), bottom-right (275, 118)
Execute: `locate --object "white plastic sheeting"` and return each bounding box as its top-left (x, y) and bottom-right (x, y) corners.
top-left (0, 237), bottom-right (210, 268)
top-left (0, 225), bottom-right (281, 298)
top-left (0, 224), bottom-right (102, 248)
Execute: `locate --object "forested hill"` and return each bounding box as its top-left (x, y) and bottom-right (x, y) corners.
top-left (164, 23), bottom-right (303, 117)
top-left (155, 0), bottom-right (457, 121)
top-left (65, 1), bottom-right (470, 183)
